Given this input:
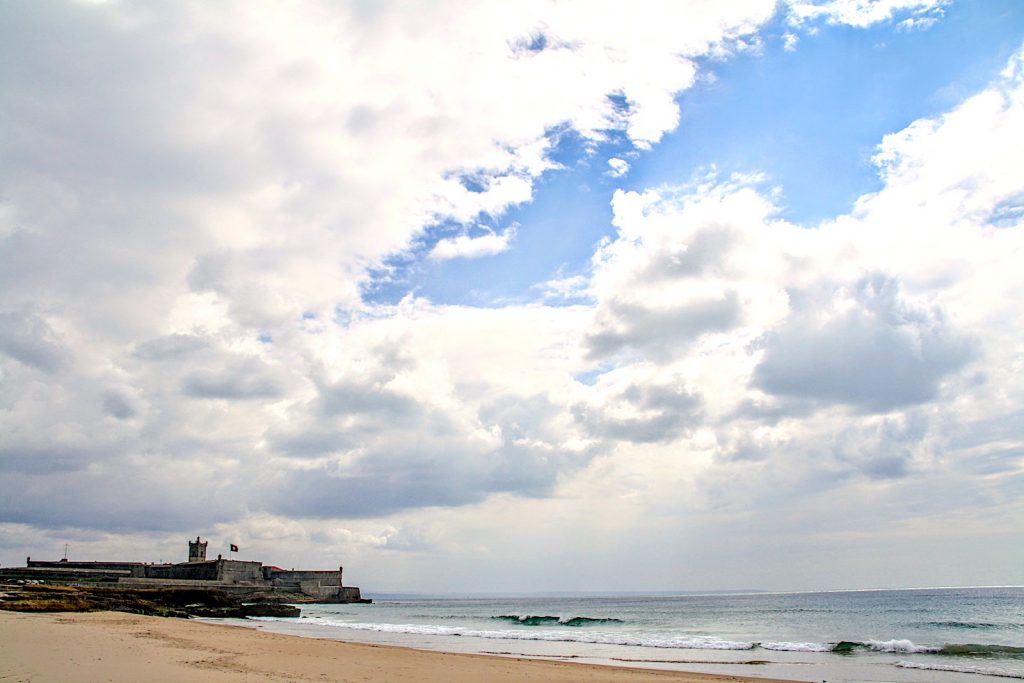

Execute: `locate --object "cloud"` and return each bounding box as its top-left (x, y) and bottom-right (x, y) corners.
top-left (260, 375), bottom-right (592, 519)
top-left (101, 390), bottom-right (138, 420)
top-left (260, 436), bottom-right (580, 520)
top-left (429, 226), bottom-right (517, 261)
top-left (537, 273), bottom-right (591, 303)
top-left (181, 359), bottom-right (286, 401)
top-left (0, 444), bottom-right (94, 475)
top-left (0, 0), bottom-right (779, 343)
top-left (785, 0), bottom-right (946, 29)
top-left (574, 380), bottom-right (703, 443)
top-left (132, 334), bottom-right (210, 361)
top-left (606, 157), bottom-right (630, 178)
top-left (570, 46), bottom-right (1024, 521)
top-left (0, 461), bottom-right (246, 532)
top-left (0, 310), bottom-right (71, 373)
top-left (753, 274), bottom-right (975, 412)
top-left (585, 292), bottom-right (742, 362)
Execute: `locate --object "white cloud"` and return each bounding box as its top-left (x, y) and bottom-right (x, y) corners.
top-left (606, 157), bottom-right (630, 177)
top-left (429, 226), bottom-right (517, 261)
top-left (538, 273), bottom-right (591, 302)
top-left (786, 0), bottom-right (946, 28)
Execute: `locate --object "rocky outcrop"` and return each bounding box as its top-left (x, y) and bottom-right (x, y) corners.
top-left (0, 581), bottom-right (301, 619)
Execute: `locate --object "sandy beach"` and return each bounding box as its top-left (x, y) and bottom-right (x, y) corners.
top-left (0, 610), bottom-right (799, 683)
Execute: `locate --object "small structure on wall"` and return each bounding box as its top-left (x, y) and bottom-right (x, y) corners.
top-left (188, 536), bottom-right (208, 563)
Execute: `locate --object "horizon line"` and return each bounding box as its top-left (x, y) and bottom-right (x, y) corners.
top-left (362, 584), bottom-right (1024, 598)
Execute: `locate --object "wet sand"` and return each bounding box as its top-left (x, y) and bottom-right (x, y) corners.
top-left (0, 610), bottom-right (799, 682)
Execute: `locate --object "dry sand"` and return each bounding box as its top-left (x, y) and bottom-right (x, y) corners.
top-left (0, 610), bottom-right (799, 682)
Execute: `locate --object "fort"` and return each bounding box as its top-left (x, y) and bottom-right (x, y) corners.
top-left (0, 537), bottom-right (369, 604)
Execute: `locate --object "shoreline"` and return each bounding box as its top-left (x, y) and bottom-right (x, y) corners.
top-left (0, 610), bottom-right (799, 682)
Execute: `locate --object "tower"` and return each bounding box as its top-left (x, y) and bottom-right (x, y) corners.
top-left (188, 536), bottom-right (208, 563)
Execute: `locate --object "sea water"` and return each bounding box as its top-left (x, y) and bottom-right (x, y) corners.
top-left (230, 586), bottom-right (1024, 682)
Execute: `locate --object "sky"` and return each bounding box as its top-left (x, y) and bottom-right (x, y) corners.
top-left (1, 0), bottom-right (1022, 593)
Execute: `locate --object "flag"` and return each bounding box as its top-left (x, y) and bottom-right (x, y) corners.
top-left (230, 544), bottom-right (239, 552)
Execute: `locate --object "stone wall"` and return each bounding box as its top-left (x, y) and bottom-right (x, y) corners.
top-left (339, 587), bottom-right (363, 601)
top-left (27, 560), bottom-right (149, 577)
top-left (215, 560), bottom-right (263, 585)
top-left (145, 560), bottom-right (219, 581)
top-left (264, 569), bottom-right (341, 586)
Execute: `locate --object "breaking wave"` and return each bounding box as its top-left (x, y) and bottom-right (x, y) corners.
top-left (492, 615), bottom-right (625, 627)
top-left (761, 641), bottom-right (833, 652)
top-left (261, 616), bottom-right (757, 650)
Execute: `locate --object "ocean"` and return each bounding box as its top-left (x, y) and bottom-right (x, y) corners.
top-left (225, 586), bottom-right (1024, 682)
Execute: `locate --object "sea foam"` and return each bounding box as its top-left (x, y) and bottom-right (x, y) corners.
top-left (256, 616), bottom-right (756, 650)
top-left (491, 615), bottom-right (625, 627)
top-left (865, 639), bottom-right (938, 654)
top-left (896, 661), bottom-right (1024, 679)
top-left (761, 641), bottom-right (832, 652)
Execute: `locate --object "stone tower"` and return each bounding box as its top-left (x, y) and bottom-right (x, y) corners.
top-left (188, 536), bottom-right (208, 563)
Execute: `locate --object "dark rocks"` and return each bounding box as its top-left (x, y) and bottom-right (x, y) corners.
top-left (241, 603), bottom-right (301, 618)
top-left (0, 582), bottom-right (301, 619)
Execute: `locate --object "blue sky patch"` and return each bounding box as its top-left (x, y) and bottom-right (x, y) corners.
top-left (361, 1), bottom-right (1024, 309)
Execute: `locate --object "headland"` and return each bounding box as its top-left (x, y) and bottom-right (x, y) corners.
top-left (0, 536), bottom-right (368, 618)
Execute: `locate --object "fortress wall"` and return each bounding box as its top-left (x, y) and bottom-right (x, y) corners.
top-left (118, 577), bottom-right (237, 588)
top-left (145, 561), bottom-right (219, 581)
top-left (0, 566), bottom-right (131, 581)
top-left (267, 570), bottom-right (341, 587)
top-left (27, 561), bottom-right (143, 573)
top-left (298, 580), bottom-right (338, 599)
top-left (340, 587), bottom-right (363, 601)
top-left (216, 561), bottom-right (264, 585)
top-left (115, 578), bottom-right (269, 595)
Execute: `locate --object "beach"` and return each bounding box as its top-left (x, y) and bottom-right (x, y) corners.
top-left (0, 610), bottom-right (797, 683)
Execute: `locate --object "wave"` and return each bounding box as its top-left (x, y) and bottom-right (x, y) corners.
top-left (829, 640), bottom-right (935, 654)
top-left (939, 644), bottom-right (1024, 657)
top-left (896, 661), bottom-right (1024, 679)
top-left (251, 616), bottom-right (1024, 661)
top-left (761, 641), bottom-right (833, 652)
top-left (492, 615), bottom-right (625, 627)
top-left (915, 621), bottom-right (1024, 631)
top-left (926, 621), bottom-right (1003, 629)
top-left (831, 640), bottom-right (1024, 656)
top-left (254, 617), bottom-right (756, 650)
top-left (864, 639), bottom-right (939, 654)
